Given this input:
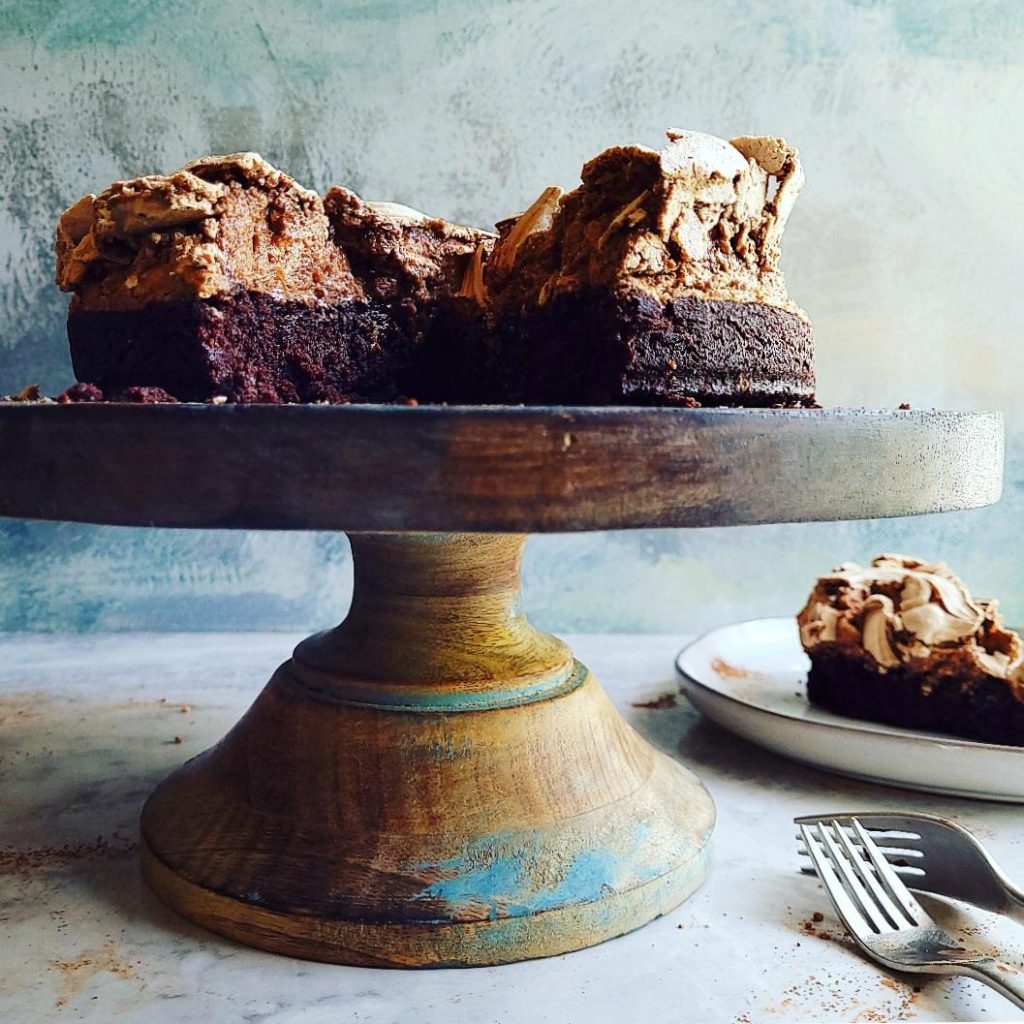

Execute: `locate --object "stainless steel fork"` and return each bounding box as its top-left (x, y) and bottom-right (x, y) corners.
top-left (796, 811), bottom-right (1024, 922)
top-left (800, 820), bottom-right (1024, 1011)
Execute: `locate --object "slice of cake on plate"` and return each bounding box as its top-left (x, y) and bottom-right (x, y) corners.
top-left (56, 154), bottom-right (490, 403)
top-left (798, 554), bottom-right (1024, 746)
top-left (476, 129), bottom-right (815, 405)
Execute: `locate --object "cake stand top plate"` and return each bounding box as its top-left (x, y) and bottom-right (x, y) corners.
top-left (0, 404), bottom-right (1003, 533)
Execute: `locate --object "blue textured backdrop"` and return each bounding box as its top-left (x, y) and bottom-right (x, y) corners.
top-left (1, 0), bottom-right (1022, 633)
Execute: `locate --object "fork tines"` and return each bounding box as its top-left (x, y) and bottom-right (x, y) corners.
top-left (800, 820), bottom-right (925, 936)
top-left (796, 820), bottom-right (926, 877)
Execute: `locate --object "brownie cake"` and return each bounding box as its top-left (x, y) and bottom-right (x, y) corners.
top-left (798, 555), bottom-right (1024, 746)
top-left (54, 130), bottom-right (816, 406)
top-left (56, 153), bottom-right (491, 403)
top-left (476, 129), bottom-right (815, 405)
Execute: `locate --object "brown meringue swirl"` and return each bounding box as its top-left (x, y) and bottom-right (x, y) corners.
top-left (484, 128), bottom-right (808, 319)
top-left (55, 153), bottom-right (492, 314)
top-left (55, 153), bottom-right (356, 308)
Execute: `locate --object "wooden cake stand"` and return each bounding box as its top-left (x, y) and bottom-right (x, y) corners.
top-left (0, 405), bottom-right (1004, 967)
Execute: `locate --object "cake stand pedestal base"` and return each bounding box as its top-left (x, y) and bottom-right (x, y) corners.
top-left (140, 533), bottom-right (715, 967)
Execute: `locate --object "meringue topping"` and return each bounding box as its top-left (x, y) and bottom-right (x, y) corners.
top-left (484, 128), bottom-right (809, 318)
top-left (323, 186), bottom-right (492, 308)
top-left (55, 154), bottom-right (493, 319)
top-left (798, 555), bottom-right (1024, 697)
top-left (56, 153), bottom-right (357, 308)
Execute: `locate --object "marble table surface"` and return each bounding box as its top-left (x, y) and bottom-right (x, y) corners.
top-left (2, 632), bottom-right (1022, 1024)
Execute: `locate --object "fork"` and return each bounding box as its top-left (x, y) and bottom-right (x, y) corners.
top-left (800, 820), bottom-right (1024, 1010)
top-left (796, 811), bottom-right (1024, 923)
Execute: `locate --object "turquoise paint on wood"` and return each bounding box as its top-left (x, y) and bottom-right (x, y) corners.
top-left (321, 660), bottom-right (585, 712)
top-left (416, 848), bottom-right (632, 921)
top-left (400, 743), bottom-right (708, 928)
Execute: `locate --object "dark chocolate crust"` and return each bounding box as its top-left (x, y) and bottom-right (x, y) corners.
top-left (490, 290), bottom-right (815, 406)
top-left (806, 645), bottom-right (1024, 747)
top-left (68, 290), bottom-right (410, 403)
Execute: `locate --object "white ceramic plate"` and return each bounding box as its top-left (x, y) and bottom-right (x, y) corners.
top-left (675, 617), bottom-right (1024, 802)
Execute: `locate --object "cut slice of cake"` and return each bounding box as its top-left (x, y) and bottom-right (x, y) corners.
top-left (477, 129), bottom-right (815, 405)
top-left (56, 154), bottom-right (491, 403)
top-left (798, 555), bottom-right (1024, 746)
top-left (323, 187), bottom-right (494, 401)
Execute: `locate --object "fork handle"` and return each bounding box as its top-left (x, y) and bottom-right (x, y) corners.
top-left (964, 958), bottom-right (1024, 1010)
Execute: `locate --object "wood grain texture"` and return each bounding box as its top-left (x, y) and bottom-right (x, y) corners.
top-left (140, 533), bottom-right (715, 966)
top-left (0, 404), bottom-right (1004, 532)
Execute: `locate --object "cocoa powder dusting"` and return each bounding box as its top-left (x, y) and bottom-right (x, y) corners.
top-left (0, 834), bottom-right (137, 875)
top-left (710, 657), bottom-right (773, 683)
top-left (631, 692), bottom-right (678, 710)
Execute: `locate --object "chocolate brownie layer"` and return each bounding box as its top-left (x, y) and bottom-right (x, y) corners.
top-left (491, 290), bottom-right (814, 405)
top-left (806, 644), bottom-right (1024, 747)
top-left (69, 290), bottom-right (407, 403)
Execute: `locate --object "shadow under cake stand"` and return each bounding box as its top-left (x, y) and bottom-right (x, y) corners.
top-left (0, 404), bottom-right (1004, 967)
